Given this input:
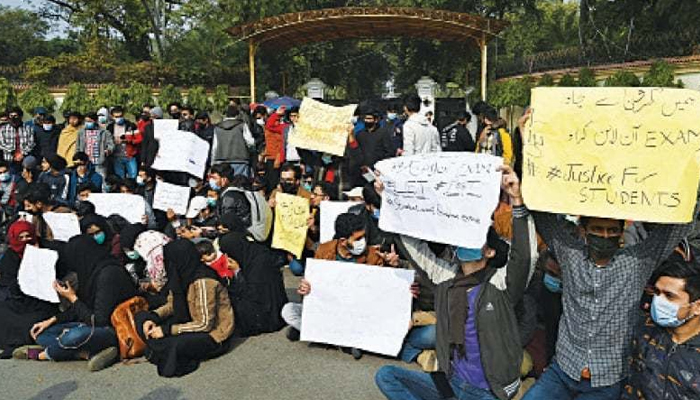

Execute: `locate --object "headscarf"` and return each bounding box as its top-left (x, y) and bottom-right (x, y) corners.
top-left (7, 220), bottom-right (36, 258)
top-left (62, 234), bottom-right (112, 304)
top-left (133, 230), bottom-right (171, 287)
top-left (79, 213), bottom-right (114, 244)
top-left (163, 239), bottom-right (217, 322)
top-left (219, 212), bottom-right (248, 234)
top-left (119, 223), bottom-right (147, 250)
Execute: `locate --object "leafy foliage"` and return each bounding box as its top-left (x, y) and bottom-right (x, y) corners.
top-left (158, 84), bottom-right (182, 109)
top-left (0, 78), bottom-right (18, 111)
top-left (604, 71), bottom-right (641, 87)
top-left (577, 68), bottom-right (597, 87)
top-left (489, 78), bottom-right (532, 109)
top-left (212, 85), bottom-right (230, 114)
top-left (60, 83), bottom-right (94, 114)
top-left (642, 60), bottom-right (677, 87)
top-left (186, 86), bottom-right (211, 112)
top-left (537, 74), bottom-right (554, 86)
top-left (94, 83), bottom-right (127, 109)
top-left (126, 82), bottom-right (154, 118)
top-left (18, 83), bottom-right (56, 114)
top-left (558, 74), bottom-right (577, 87)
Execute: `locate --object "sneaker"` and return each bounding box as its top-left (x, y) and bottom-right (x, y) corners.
top-left (417, 350), bottom-right (438, 372)
top-left (12, 345), bottom-right (43, 360)
top-left (285, 327), bottom-right (300, 342)
top-left (87, 347), bottom-right (119, 372)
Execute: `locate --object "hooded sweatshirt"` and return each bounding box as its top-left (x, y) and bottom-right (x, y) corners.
top-left (211, 118), bottom-right (253, 164)
top-left (57, 124), bottom-right (80, 168)
top-left (402, 113), bottom-right (441, 156)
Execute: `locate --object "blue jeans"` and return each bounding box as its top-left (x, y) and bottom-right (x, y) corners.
top-left (375, 365), bottom-right (497, 400)
top-left (114, 156), bottom-right (138, 179)
top-left (522, 361), bottom-right (621, 400)
top-left (36, 322), bottom-right (117, 361)
top-left (399, 325), bottom-right (436, 363)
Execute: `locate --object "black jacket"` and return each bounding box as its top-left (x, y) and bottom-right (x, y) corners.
top-left (355, 125), bottom-right (395, 168)
top-left (33, 125), bottom-right (61, 158)
top-left (140, 123), bottom-right (158, 168)
top-left (440, 122), bottom-right (475, 152)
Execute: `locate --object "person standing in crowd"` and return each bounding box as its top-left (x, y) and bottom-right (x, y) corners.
top-left (24, 107), bottom-right (47, 130)
top-left (264, 105), bottom-right (289, 193)
top-left (67, 152), bottom-right (103, 205)
top-left (194, 111), bottom-right (215, 144)
top-left (401, 95), bottom-right (440, 156)
top-left (622, 258), bottom-right (700, 399)
top-left (476, 107), bottom-right (513, 167)
top-left (179, 106), bottom-right (195, 132)
top-left (440, 111), bottom-right (475, 152)
top-left (375, 165), bottom-right (537, 400)
top-left (107, 106), bottom-right (140, 180)
top-left (33, 115), bottom-right (61, 159)
top-left (56, 111), bottom-right (82, 169)
top-left (385, 103), bottom-right (404, 156)
top-left (167, 102), bottom-right (182, 121)
top-left (354, 109), bottom-right (394, 172)
top-left (211, 105), bottom-right (254, 178)
top-left (77, 112), bottom-right (114, 179)
top-left (140, 106), bottom-right (163, 169)
top-left (0, 107), bottom-right (35, 175)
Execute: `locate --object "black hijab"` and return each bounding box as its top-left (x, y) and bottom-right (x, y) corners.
top-left (79, 213), bottom-right (114, 244)
top-left (163, 239), bottom-right (217, 323)
top-left (119, 223), bottom-right (147, 250)
top-left (62, 234), bottom-right (112, 304)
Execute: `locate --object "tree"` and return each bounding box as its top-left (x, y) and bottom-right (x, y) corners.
top-left (18, 83), bottom-right (56, 114)
top-left (158, 84), bottom-right (182, 109)
top-left (558, 73), bottom-right (577, 87)
top-left (604, 71), bottom-right (641, 87)
top-left (642, 60), bottom-right (676, 87)
top-left (61, 83), bottom-right (94, 114)
top-left (126, 82), bottom-right (154, 118)
top-left (577, 68), bottom-right (597, 87)
top-left (185, 86), bottom-right (211, 112)
top-left (0, 6), bottom-right (50, 66)
top-left (212, 85), bottom-right (230, 115)
top-left (0, 78), bottom-right (18, 111)
top-left (537, 74), bottom-right (555, 86)
top-left (94, 84), bottom-right (127, 109)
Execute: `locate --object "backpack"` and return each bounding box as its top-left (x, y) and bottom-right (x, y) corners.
top-left (220, 187), bottom-right (272, 242)
top-left (111, 296), bottom-right (149, 360)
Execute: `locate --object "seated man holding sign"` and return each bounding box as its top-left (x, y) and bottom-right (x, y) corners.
top-left (280, 212), bottom-right (402, 359)
top-left (375, 165), bottom-right (536, 400)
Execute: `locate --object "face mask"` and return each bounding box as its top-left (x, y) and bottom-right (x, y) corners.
top-left (207, 197), bottom-right (217, 207)
top-left (365, 121), bottom-right (375, 129)
top-left (351, 116), bottom-right (358, 125)
top-left (651, 294), bottom-right (692, 328)
top-left (0, 172), bottom-right (10, 182)
top-left (171, 112), bottom-right (181, 120)
top-left (372, 208), bottom-right (380, 220)
top-left (136, 176), bottom-right (145, 186)
top-left (93, 231), bottom-right (106, 245)
top-left (98, 116), bottom-right (108, 124)
top-left (140, 114), bottom-right (150, 121)
top-left (43, 124), bottom-right (53, 131)
top-left (349, 237), bottom-right (366, 256)
top-left (10, 116), bottom-right (22, 126)
top-left (281, 181), bottom-right (298, 195)
top-left (188, 178), bottom-right (199, 188)
top-left (256, 118), bottom-right (265, 126)
top-left (208, 178), bottom-right (220, 191)
top-left (116, 117), bottom-right (125, 126)
top-left (125, 250), bottom-right (140, 260)
top-left (455, 247), bottom-right (483, 262)
top-left (543, 273), bottom-right (563, 294)
top-left (104, 184), bottom-right (111, 193)
top-left (586, 234), bottom-right (620, 260)
top-left (302, 182), bottom-right (313, 192)
top-left (387, 113), bottom-right (397, 120)
top-left (85, 122), bottom-right (97, 129)
top-left (321, 154), bottom-right (333, 165)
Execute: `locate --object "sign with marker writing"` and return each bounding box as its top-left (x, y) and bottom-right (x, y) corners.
top-left (151, 129), bottom-right (210, 178)
top-left (300, 259), bottom-right (414, 356)
top-left (523, 87), bottom-right (700, 223)
top-left (271, 192), bottom-right (310, 258)
top-left (289, 97), bottom-right (357, 156)
top-left (152, 181), bottom-right (191, 216)
top-left (375, 153), bottom-right (503, 248)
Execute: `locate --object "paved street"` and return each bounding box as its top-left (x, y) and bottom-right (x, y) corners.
top-left (0, 270), bottom-right (414, 400)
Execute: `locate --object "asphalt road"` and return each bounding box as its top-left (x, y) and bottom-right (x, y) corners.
top-left (0, 269), bottom-right (416, 400)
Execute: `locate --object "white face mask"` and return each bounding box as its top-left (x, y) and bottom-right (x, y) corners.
top-left (349, 237), bottom-right (366, 256)
top-left (256, 118), bottom-right (265, 126)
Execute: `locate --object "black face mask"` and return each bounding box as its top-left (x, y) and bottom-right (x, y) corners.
top-left (140, 114), bottom-right (150, 121)
top-left (10, 116), bottom-right (22, 126)
top-left (170, 112), bottom-right (181, 120)
top-left (586, 234), bottom-right (620, 261)
top-left (280, 181), bottom-right (298, 195)
top-left (364, 121), bottom-right (375, 130)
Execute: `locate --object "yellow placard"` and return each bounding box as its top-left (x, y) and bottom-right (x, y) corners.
top-left (523, 87), bottom-right (700, 223)
top-left (289, 97), bottom-right (357, 156)
top-left (272, 192), bottom-right (310, 258)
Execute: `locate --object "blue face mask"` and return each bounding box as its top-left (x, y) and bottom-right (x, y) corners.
top-left (207, 197), bottom-right (217, 207)
top-left (651, 294), bottom-right (691, 328)
top-left (372, 208), bottom-right (380, 220)
top-left (86, 122), bottom-right (97, 129)
top-left (321, 154), bottom-right (333, 165)
top-left (93, 231), bottom-right (106, 245)
top-left (208, 178), bottom-right (220, 191)
top-left (302, 182), bottom-right (313, 192)
top-left (116, 117), bottom-right (125, 126)
top-left (543, 273), bottom-right (563, 293)
top-left (455, 247), bottom-right (483, 262)
top-left (125, 250), bottom-right (140, 260)
top-left (0, 172), bottom-right (10, 182)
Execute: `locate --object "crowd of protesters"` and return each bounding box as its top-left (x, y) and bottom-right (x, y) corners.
top-left (0, 93), bottom-right (698, 400)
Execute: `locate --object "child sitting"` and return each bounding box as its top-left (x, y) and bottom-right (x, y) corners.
top-left (195, 239), bottom-right (239, 281)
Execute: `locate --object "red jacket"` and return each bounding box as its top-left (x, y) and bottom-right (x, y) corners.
top-left (264, 113), bottom-right (287, 164)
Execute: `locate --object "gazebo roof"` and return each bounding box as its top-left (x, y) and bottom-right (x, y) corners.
top-left (226, 7), bottom-right (508, 49)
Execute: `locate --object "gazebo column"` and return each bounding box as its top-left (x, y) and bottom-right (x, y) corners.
top-left (249, 40), bottom-right (257, 102)
top-left (480, 34), bottom-right (487, 101)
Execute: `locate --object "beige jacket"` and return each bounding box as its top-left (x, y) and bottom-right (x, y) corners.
top-left (155, 278), bottom-right (234, 343)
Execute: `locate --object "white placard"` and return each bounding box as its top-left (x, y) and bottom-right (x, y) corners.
top-left (153, 181), bottom-right (191, 215)
top-left (151, 130), bottom-right (210, 178)
top-left (153, 119), bottom-right (178, 140)
top-left (375, 153), bottom-right (502, 248)
top-left (42, 212), bottom-right (81, 242)
top-left (87, 193), bottom-right (146, 224)
top-left (18, 246), bottom-right (60, 303)
top-left (300, 259), bottom-right (414, 356)
top-left (319, 201), bottom-right (360, 243)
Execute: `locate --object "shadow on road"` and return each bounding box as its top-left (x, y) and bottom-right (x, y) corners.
top-left (138, 386), bottom-right (185, 400)
top-left (28, 380), bottom-right (78, 400)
